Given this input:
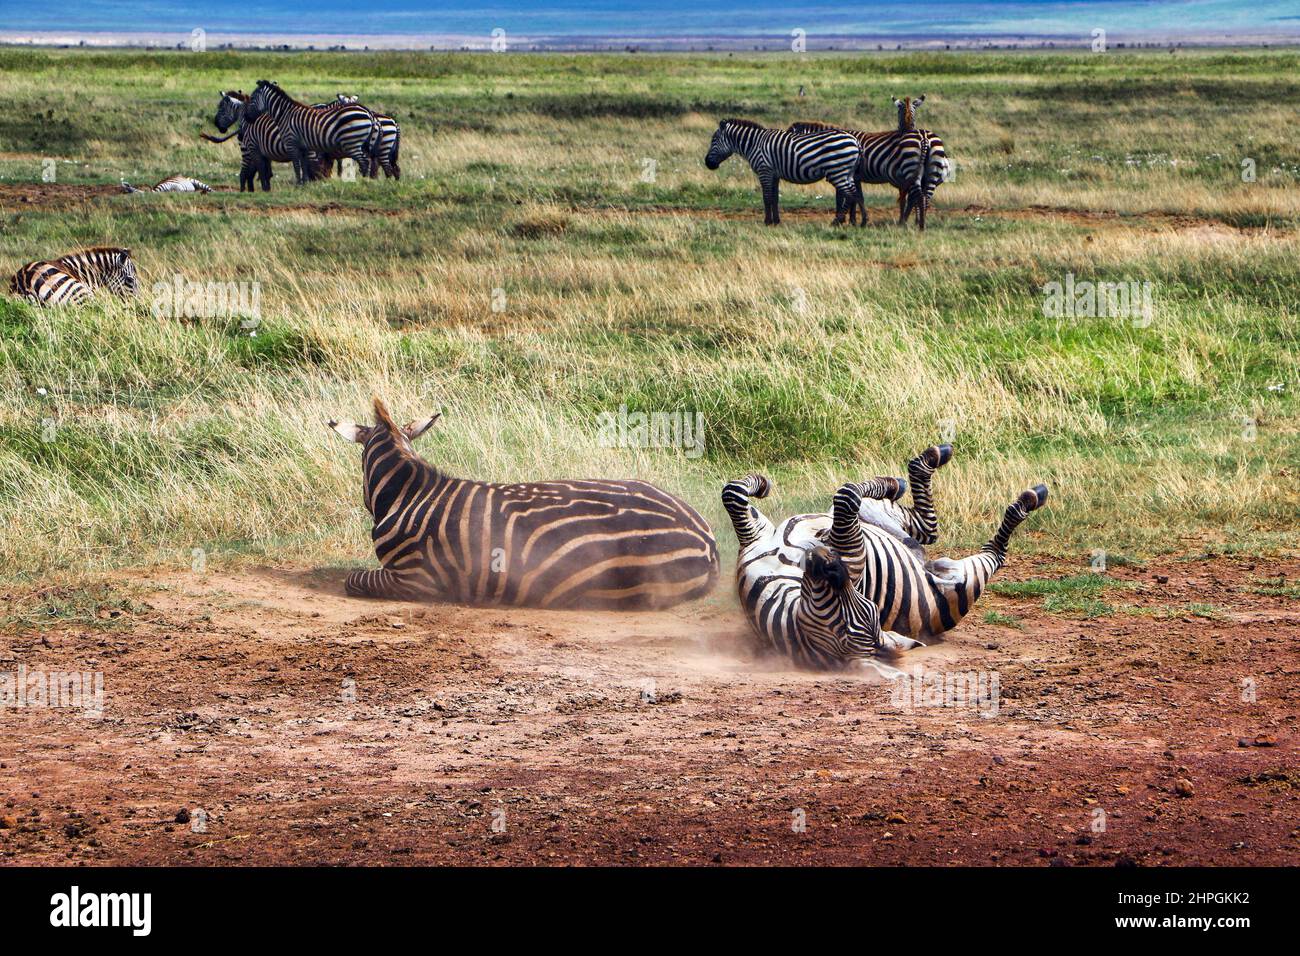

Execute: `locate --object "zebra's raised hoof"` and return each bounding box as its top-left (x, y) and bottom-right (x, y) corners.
top-left (1018, 484), bottom-right (1050, 512)
top-left (885, 477), bottom-right (908, 502)
top-left (928, 443), bottom-right (954, 469)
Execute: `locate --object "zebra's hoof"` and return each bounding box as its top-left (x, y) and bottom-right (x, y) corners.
top-left (924, 443), bottom-right (954, 469)
top-left (887, 477), bottom-right (908, 502)
top-left (1018, 484), bottom-right (1049, 511)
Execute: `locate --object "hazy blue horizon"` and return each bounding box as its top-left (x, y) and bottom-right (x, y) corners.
top-left (5, 2), bottom-right (1300, 41)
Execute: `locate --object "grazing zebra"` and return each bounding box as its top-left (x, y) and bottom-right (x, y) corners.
top-left (244, 80), bottom-right (379, 184)
top-left (724, 446), bottom-right (1048, 672)
top-left (704, 119), bottom-right (862, 225)
top-left (9, 247), bottom-right (139, 307)
top-left (789, 102), bottom-right (947, 228)
top-left (329, 399), bottom-right (720, 610)
top-left (206, 90), bottom-right (333, 191)
top-left (121, 175), bottom-right (212, 194)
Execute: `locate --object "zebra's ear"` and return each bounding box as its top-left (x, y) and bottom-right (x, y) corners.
top-left (402, 413), bottom-right (441, 442)
top-left (913, 95), bottom-right (925, 107)
top-left (328, 419), bottom-right (368, 443)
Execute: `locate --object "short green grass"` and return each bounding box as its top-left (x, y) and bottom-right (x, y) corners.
top-left (0, 48), bottom-right (1296, 581)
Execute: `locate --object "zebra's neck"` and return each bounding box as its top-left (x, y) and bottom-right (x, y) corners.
top-left (724, 123), bottom-right (775, 163)
top-left (260, 84), bottom-right (297, 121)
top-left (361, 434), bottom-right (446, 522)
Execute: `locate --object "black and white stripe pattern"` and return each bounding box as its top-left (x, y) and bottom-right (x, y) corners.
top-left (313, 96), bottom-right (401, 180)
top-left (789, 105), bottom-right (948, 229)
top-left (329, 399), bottom-right (720, 610)
top-left (207, 90), bottom-right (331, 191)
top-left (9, 247), bottom-right (139, 307)
top-left (121, 175), bottom-right (212, 194)
top-left (704, 119), bottom-right (862, 225)
top-left (724, 447), bottom-right (1047, 671)
top-left (245, 80), bottom-right (379, 184)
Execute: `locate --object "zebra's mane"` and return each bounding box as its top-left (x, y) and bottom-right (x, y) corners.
top-left (224, 90), bottom-right (249, 102)
top-left (721, 118), bottom-right (769, 131)
top-left (59, 246), bottom-right (130, 260)
top-left (255, 80), bottom-right (305, 107)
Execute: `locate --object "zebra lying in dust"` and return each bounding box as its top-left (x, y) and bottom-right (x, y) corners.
top-left (723, 445), bottom-right (1048, 675)
top-left (121, 175), bottom-right (213, 194)
top-left (9, 247), bottom-right (139, 307)
top-left (328, 399), bottom-right (720, 610)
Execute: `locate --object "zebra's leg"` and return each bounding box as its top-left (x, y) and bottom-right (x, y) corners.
top-left (345, 567), bottom-right (415, 600)
top-left (856, 180), bottom-right (867, 227)
top-left (893, 443), bottom-right (953, 546)
top-left (897, 189), bottom-right (908, 225)
top-left (936, 484), bottom-right (1049, 612)
top-left (827, 477), bottom-right (907, 583)
top-left (722, 474), bottom-right (776, 549)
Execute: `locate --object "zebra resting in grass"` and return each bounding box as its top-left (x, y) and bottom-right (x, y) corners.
top-left (121, 175), bottom-right (212, 194)
top-left (704, 119), bottom-right (862, 226)
top-left (328, 399), bottom-right (720, 610)
top-left (789, 99), bottom-right (948, 229)
top-left (205, 90), bottom-right (332, 191)
top-left (244, 79), bottom-right (379, 184)
top-left (723, 445), bottom-right (1048, 674)
top-left (9, 247), bottom-right (139, 307)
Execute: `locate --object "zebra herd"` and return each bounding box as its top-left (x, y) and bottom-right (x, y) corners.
top-left (329, 399), bottom-right (1048, 676)
top-left (4, 86), bottom-right (1031, 677)
top-left (706, 95), bottom-right (949, 228)
top-left (203, 81), bottom-right (402, 189)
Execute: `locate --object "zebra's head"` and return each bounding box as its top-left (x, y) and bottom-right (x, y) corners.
top-left (244, 80), bottom-right (280, 121)
top-left (94, 247), bottom-right (139, 297)
top-left (799, 546), bottom-right (882, 661)
top-left (704, 122), bottom-right (737, 170)
top-left (893, 95), bottom-right (925, 131)
top-left (215, 91), bottom-right (247, 134)
top-left (328, 402), bottom-right (441, 450)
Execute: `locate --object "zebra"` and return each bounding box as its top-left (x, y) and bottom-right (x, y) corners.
top-left (312, 95), bottom-right (401, 180)
top-left (9, 247), bottom-right (139, 307)
top-left (121, 175), bottom-right (212, 194)
top-left (205, 90), bottom-right (334, 191)
top-left (723, 445), bottom-right (1048, 672)
top-left (244, 80), bottom-right (379, 184)
top-left (789, 101), bottom-right (947, 228)
top-left (328, 398), bottom-right (720, 610)
top-left (703, 119), bottom-right (862, 226)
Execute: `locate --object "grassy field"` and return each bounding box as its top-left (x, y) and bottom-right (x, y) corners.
top-left (0, 47), bottom-right (1296, 583)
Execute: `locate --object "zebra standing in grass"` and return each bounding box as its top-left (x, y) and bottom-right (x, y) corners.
top-left (204, 90), bottom-right (332, 191)
top-left (244, 80), bottom-right (379, 184)
top-left (329, 399), bottom-right (720, 609)
top-left (121, 175), bottom-right (212, 194)
top-left (723, 445), bottom-right (1048, 672)
top-left (704, 119), bottom-right (862, 225)
top-left (313, 95), bottom-right (402, 180)
top-left (9, 247), bottom-right (139, 307)
top-left (789, 98), bottom-right (947, 228)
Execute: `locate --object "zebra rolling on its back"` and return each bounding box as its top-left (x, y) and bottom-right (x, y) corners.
top-left (9, 247), bottom-right (139, 307)
top-left (121, 175), bottom-right (212, 194)
top-left (724, 445), bottom-right (1048, 673)
top-left (329, 399), bottom-right (720, 610)
top-left (704, 119), bottom-right (862, 225)
top-left (244, 80), bottom-right (379, 184)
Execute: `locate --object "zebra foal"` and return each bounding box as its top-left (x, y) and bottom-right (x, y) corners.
top-left (10, 247), bottom-right (139, 307)
top-left (329, 399), bottom-right (720, 610)
top-left (704, 119), bottom-right (862, 225)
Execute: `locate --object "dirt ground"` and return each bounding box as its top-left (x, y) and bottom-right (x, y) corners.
top-left (0, 554), bottom-right (1296, 866)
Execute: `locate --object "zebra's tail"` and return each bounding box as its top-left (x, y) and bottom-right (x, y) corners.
top-left (903, 136), bottom-right (931, 223)
top-left (389, 125), bottom-right (402, 178)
